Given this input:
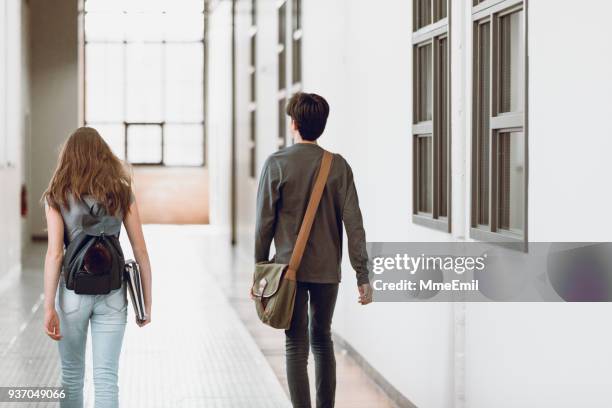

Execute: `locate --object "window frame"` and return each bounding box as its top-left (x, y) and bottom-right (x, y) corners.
top-left (412, 0), bottom-right (452, 233)
top-left (470, 0), bottom-right (528, 247)
top-left (277, 0), bottom-right (288, 149)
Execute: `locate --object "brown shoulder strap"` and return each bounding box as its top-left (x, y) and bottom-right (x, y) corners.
top-left (285, 150), bottom-right (334, 281)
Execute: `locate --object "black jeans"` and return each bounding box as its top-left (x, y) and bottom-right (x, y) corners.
top-left (285, 281), bottom-right (339, 408)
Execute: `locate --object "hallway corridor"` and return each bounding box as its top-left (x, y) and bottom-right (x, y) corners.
top-left (0, 227), bottom-right (290, 407)
top-left (0, 227), bottom-right (394, 408)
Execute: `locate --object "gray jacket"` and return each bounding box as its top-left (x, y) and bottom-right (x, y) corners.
top-left (255, 143), bottom-right (369, 285)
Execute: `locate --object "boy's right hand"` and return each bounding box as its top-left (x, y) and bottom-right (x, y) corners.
top-left (358, 284), bottom-right (373, 305)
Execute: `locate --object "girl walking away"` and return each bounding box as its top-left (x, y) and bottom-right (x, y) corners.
top-left (42, 127), bottom-right (153, 408)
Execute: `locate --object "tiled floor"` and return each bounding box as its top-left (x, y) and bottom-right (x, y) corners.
top-left (0, 226), bottom-right (396, 408)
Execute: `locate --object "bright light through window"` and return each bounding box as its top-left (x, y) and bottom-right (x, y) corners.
top-left (84, 0), bottom-right (205, 166)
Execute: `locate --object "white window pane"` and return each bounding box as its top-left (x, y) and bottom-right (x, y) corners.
top-left (85, 0), bottom-right (125, 12)
top-left (124, 0), bottom-right (166, 13)
top-left (86, 44), bottom-right (124, 122)
top-left (165, 44), bottom-right (203, 122)
top-left (127, 125), bottom-right (162, 163)
top-left (164, 125), bottom-right (204, 166)
top-left (88, 123), bottom-right (125, 159)
top-left (165, 13), bottom-right (204, 41)
top-left (165, 0), bottom-right (204, 13)
top-left (85, 12), bottom-right (125, 41)
top-left (126, 44), bottom-right (163, 122)
top-left (125, 13), bottom-right (165, 42)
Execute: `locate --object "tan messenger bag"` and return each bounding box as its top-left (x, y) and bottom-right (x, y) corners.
top-left (251, 150), bottom-right (333, 329)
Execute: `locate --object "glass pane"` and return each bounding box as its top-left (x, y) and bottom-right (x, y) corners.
top-left (125, 12), bottom-right (165, 42)
top-left (126, 44), bottom-right (163, 122)
top-left (165, 13), bottom-right (204, 41)
top-left (292, 0), bottom-right (301, 30)
top-left (250, 147), bottom-right (256, 178)
top-left (437, 37), bottom-right (448, 218)
top-left (417, 136), bottom-right (433, 213)
top-left (86, 0), bottom-right (203, 13)
top-left (251, 0), bottom-right (257, 26)
top-left (85, 0), bottom-right (125, 12)
top-left (165, 43), bottom-right (204, 122)
top-left (164, 124), bottom-right (204, 166)
top-left (127, 125), bottom-right (162, 163)
top-left (278, 48), bottom-right (286, 90)
top-left (435, 0), bottom-right (447, 22)
top-left (85, 44), bottom-right (124, 122)
top-left (499, 10), bottom-right (524, 113)
top-left (416, 0), bottom-right (432, 30)
top-left (250, 110), bottom-right (256, 142)
top-left (497, 131), bottom-right (524, 233)
top-left (292, 37), bottom-right (302, 84)
top-left (85, 12), bottom-right (125, 41)
top-left (250, 72), bottom-right (256, 103)
top-left (124, 0), bottom-right (166, 13)
top-left (249, 110), bottom-right (256, 177)
top-left (278, 3), bottom-right (286, 45)
top-left (417, 43), bottom-right (433, 122)
top-left (278, 99), bottom-right (286, 149)
top-left (87, 123), bottom-right (125, 159)
top-left (164, 0), bottom-right (204, 12)
top-left (250, 35), bottom-right (256, 68)
top-left (476, 22), bottom-right (490, 225)
top-left (250, 36), bottom-right (257, 102)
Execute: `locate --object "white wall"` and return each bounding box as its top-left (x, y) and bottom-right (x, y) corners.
top-left (228, 1), bottom-right (612, 407)
top-left (464, 1), bottom-right (612, 407)
top-left (28, 0), bottom-right (79, 237)
top-left (310, 1), bottom-right (455, 407)
top-left (0, 0), bottom-right (29, 279)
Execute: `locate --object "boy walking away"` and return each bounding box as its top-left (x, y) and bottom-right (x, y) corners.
top-left (255, 92), bottom-right (372, 408)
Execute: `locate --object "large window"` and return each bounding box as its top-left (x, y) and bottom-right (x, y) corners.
top-left (412, 0), bottom-right (451, 232)
top-left (471, 0), bottom-right (526, 243)
top-left (83, 0), bottom-right (205, 166)
top-left (277, 0), bottom-right (302, 150)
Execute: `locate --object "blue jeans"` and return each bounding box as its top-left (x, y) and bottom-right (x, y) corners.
top-left (56, 280), bottom-right (127, 408)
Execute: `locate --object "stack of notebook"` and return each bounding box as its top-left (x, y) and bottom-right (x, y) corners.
top-left (124, 260), bottom-right (146, 322)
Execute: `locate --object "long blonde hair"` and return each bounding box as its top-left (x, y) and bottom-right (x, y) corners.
top-left (43, 126), bottom-right (132, 216)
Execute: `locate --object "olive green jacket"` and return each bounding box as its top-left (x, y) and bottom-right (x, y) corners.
top-left (255, 143), bottom-right (370, 285)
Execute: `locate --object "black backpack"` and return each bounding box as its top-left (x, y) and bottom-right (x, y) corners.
top-left (63, 203), bottom-right (125, 295)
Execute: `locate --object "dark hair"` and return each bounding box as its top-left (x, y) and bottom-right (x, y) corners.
top-left (286, 92), bottom-right (330, 141)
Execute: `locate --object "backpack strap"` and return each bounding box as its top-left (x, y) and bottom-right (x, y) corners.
top-left (285, 150), bottom-right (334, 281)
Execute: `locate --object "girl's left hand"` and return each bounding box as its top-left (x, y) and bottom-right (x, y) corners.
top-left (137, 306), bottom-right (151, 327)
